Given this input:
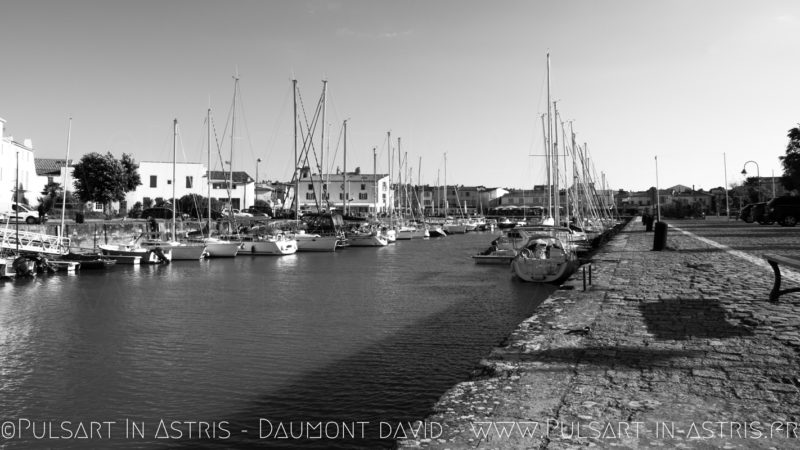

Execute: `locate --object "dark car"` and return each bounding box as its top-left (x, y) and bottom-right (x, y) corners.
top-left (752, 202), bottom-right (773, 225)
top-left (140, 207), bottom-right (175, 220)
top-left (739, 204), bottom-right (755, 223)
top-left (766, 196), bottom-right (800, 227)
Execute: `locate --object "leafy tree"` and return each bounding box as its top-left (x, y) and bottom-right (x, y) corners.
top-left (37, 180), bottom-right (62, 213)
top-left (72, 152), bottom-right (142, 214)
top-left (780, 124), bottom-right (800, 192)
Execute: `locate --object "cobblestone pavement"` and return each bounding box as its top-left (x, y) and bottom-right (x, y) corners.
top-left (401, 218), bottom-right (800, 449)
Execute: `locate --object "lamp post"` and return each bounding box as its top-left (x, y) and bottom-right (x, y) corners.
top-left (256, 158), bottom-right (261, 185)
top-left (741, 160), bottom-right (760, 202)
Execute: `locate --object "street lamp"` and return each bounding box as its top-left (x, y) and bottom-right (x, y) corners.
top-left (741, 160), bottom-right (760, 202)
top-left (256, 158), bottom-right (261, 185)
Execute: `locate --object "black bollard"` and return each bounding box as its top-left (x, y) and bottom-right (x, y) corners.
top-left (645, 215), bottom-right (654, 232)
top-left (653, 221), bottom-right (668, 251)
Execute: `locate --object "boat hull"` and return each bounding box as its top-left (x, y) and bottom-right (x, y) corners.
top-left (295, 234), bottom-right (338, 252)
top-left (200, 240), bottom-right (240, 257)
top-left (98, 245), bottom-right (171, 264)
top-left (346, 233), bottom-right (388, 247)
top-left (241, 238), bottom-right (298, 255)
top-left (511, 253), bottom-right (578, 283)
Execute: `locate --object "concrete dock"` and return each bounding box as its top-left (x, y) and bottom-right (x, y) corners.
top-left (403, 218), bottom-right (800, 449)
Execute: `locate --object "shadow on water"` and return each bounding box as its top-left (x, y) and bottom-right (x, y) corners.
top-left (639, 299), bottom-right (754, 340)
top-left (165, 273), bottom-right (556, 449)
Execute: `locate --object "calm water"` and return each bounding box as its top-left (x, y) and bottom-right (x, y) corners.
top-left (0, 232), bottom-right (554, 449)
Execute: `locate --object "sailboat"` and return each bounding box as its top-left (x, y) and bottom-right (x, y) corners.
top-left (291, 79), bottom-right (342, 252)
top-left (188, 84), bottom-right (242, 258)
top-left (511, 53), bottom-right (578, 283)
top-left (139, 119), bottom-right (207, 260)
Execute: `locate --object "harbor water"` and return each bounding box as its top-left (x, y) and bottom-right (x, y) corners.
top-left (0, 232), bottom-right (555, 448)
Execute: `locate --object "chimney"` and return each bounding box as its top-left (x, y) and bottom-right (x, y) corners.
top-left (23, 138), bottom-right (33, 149)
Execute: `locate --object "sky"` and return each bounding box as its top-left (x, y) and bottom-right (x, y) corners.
top-left (1, 0), bottom-right (798, 192)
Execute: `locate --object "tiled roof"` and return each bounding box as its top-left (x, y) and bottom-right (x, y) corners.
top-left (208, 170), bottom-right (252, 183)
top-left (35, 158), bottom-right (72, 176)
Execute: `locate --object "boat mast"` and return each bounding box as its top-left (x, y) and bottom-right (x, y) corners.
top-left (546, 52), bottom-right (553, 222)
top-left (373, 147), bottom-right (377, 216)
top-left (293, 79), bottom-right (299, 223)
top-left (60, 118), bottom-right (72, 246)
top-left (444, 152), bottom-right (447, 216)
top-left (553, 100), bottom-right (560, 226)
top-left (387, 131), bottom-right (392, 222)
top-left (15, 149), bottom-right (19, 252)
top-left (172, 118), bottom-right (177, 240)
top-left (207, 108), bottom-right (212, 235)
top-left (343, 119), bottom-right (348, 215)
top-left (230, 74), bottom-right (238, 212)
top-left (320, 80), bottom-right (328, 211)
top-left (418, 157), bottom-right (422, 218)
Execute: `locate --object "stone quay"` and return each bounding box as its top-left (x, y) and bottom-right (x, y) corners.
top-left (402, 217), bottom-right (800, 449)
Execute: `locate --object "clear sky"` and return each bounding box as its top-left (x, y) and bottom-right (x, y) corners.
top-left (2, 0), bottom-right (798, 192)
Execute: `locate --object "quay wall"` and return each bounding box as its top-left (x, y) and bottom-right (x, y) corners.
top-left (4, 220), bottom-right (231, 251)
top-left (402, 217), bottom-right (800, 449)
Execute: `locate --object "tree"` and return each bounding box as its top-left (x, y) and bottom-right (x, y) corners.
top-left (37, 180), bottom-right (62, 214)
top-left (779, 124), bottom-right (800, 192)
top-left (72, 152), bottom-right (142, 214)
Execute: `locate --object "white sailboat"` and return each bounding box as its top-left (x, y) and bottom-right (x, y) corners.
top-left (140, 119), bottom-right (208, 260)
top-left (511, 53), bottom-right (578, 283)
top-left (191, 88), bottom-right (242, 258)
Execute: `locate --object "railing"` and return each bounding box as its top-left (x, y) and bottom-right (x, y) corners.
top-left (0, 228), bottom-right (70, 255)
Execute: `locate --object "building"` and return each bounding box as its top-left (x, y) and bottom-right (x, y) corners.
top-left (289, 167), bottom-right (391, 216)
top-left (0, 117), bottom-right (38, 212)
top-left (123, 162), bottom-right (254, 212)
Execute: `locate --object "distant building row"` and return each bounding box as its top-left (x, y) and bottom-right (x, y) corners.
top-left (0, 116), bottom-right (787, 218)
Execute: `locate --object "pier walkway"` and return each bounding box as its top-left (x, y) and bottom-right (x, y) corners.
top-left (403, 218), bottom-right (800, 449)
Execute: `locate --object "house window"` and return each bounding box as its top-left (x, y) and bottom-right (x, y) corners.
top-left (308, 184), bottom-right (313, 190)
top-left (306, 192), bottom-right (315, 200)
top-left (167, 179), bottom-right (172, 185)
top-left (360, 184), bottom-right (366, 190)
top-left (382, 182), bottom-right (387, 190)
top-left (359, 193), bottom-right (368, 200)
top-left (186, 176), bottom-right (193, 188)
top-left (339, 193), bottom-right (343, 200)
top-left (150, 175), bottom-right (157, 188)
top-left (322, 183), bottom-right (327, 191)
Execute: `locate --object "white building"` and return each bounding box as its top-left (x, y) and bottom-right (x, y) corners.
top-left (291, 168), bottom-right (392, 216)
top-left (126, 163), bottom-right (255, 211)
top-left (0, 117), bottom-right (39, 212)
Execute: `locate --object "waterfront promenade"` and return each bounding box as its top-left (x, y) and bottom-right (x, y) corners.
top-left (403, 218), bottom-right (800, 449)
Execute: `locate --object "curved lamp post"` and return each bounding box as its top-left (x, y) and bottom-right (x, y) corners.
top-left (741, 160), bottom-right (760, 202)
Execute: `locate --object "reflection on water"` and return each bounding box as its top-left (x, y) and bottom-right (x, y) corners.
top-left (0, 233), bottom-right (554, 448)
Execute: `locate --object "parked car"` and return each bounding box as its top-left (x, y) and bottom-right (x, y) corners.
top-left (765, 196), bottom-right (800, 227)
top-left (246, 206), bottom-right (272, 218)
top-left (140, 207), bottom-right (175, 220)
top-left (752, 202), bottom-right (773, 225)
top-left (1, 203), bottom-right (47, 224)
top-left (222, 208), bottom-right (253, 219)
